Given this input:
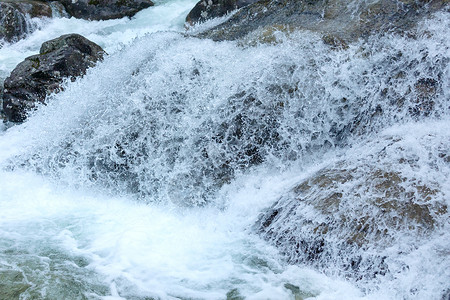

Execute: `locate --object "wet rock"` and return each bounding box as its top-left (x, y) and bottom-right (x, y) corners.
top-left (226, 288), bottom-right (245, 300)
top-left (186, 0), bottom-right (258, 25)
top-left (255, 134), bottom-right (448, 280)
top-left (58, 0), bottom-right (154, 21)
top-left (409, 77), bottom-right (438, 117)
top-left (0, 82), bottom-right (5, 122)
top-left (2, 33), bottom-right (105, 122)
top-left (0, 270), bottom-right (31, 299)
top-left (197, 0), bottom-right (449, 43)
top-left (0, 0), bottom-right (53, 43)
top-left (442, 289), bottom-right (450, 300)
top-left (48, 1), bottom-right (70, 18)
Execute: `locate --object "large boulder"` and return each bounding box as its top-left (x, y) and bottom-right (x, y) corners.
top-left (185, 0), bottom-right (258, 25)
top-left (2, 33), bottom-right (105, 122)
top-left (254, 127), bottom-right (449, 283)
top-left (0, 0), bottom-right (53, 43)
top-left (58, 0), bottom-right (154, 21)
top-left (196, 0), bottom-right (449, 43)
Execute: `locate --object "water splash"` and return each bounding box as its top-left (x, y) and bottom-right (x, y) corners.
top-left (2, 10), bottom-right (449, 205)
top-left (0, 2), bottom-right (448, 299)
top-left (0, 0), bottom-right (197, 82)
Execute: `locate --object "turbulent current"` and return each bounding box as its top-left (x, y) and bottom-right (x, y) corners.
top-left (0, 0), bottom-right (449, 299)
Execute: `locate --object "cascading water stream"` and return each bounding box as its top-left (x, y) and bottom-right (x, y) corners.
top-left (0, 0), bottom-right (198, 81)
top-left (0, 1), bottom-right (449, 299)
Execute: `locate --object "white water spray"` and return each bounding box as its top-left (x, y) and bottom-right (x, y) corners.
top-left (0, 1), bottom-right (449, 299)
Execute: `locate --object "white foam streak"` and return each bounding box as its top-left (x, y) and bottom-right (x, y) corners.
top-left (0, 2), bottom-right (449, 299)
top-left (0, 169), bottom-right (364, 299)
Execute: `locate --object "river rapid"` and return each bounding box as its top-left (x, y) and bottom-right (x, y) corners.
top-left (0, 1), bottom-right (449, 299)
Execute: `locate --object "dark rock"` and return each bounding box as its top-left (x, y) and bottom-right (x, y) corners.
top-left (58, 0), bottom-right (154, 21)
top-left (186, 0), bottom-right (258, 25)
top-left (0, 82), bottom-right (5, 122)
top-left (409, 77), bottom-right (438, 117)
top-left (442, 289), bottom-right (450, 300)
top-left (0, 0), bottom-right (53, 43)
top-left (2, 33), bottom-right (105, 122)
top-left (196, 0), bottom-right (449, 43)
top-left (255, 135), bottom-right (448, 280)
top-left (48, 1), bottom-right (70, 18)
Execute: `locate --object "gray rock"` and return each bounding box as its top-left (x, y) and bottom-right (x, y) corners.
top-left (185, 0), bottom-right (258, 25)
top-left (0, 82), bottom-right (4, 122)
top-left (255, 134), bottom-right (449, 280)
top-left (196, 0), bottom-right (449, 43)
top-left (58, 0), bottom-right (154, 21)
top-left (2, 33), bottom-right (105, 122)
top-left (0, 0), bottom-right (53, 43)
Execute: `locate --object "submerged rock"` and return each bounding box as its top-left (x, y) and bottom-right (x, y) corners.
top-left (186, 0), bottom-right (258, 25)
top-left (255, 131), bottom-right (449, 281)
top-left (0, 270), bottom-right (31, 299)
top-left (2, 33), bottom-right (105, 122)
top-left (196, 0), bottom-right (449, 43)
top-left (0, 0), bottom-right (53, 43)
top-left (58, 0), bottom-right (154, 20)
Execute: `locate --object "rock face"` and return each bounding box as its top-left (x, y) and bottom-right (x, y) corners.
top-left (255, 130), bottom-right (449, 281)
top-left (2, 33), bottom-right (105, 122)
top-left (58, 0), bottom-right (154, 21)
top-left (196, 0), bottom-right (449, 42)
top-left (185, 0), bottom-right (258, 25)
top-left (0, 0), bottom-right (53, 43)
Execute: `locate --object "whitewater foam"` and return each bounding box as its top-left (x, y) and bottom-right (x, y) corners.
top-left (0, 169), bottom-right (367, 299)
top-left (0, 1), bottom-right (449, 299)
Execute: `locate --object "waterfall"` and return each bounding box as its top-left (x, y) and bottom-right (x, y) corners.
top-left (0, 1), bottom-right (448, 299)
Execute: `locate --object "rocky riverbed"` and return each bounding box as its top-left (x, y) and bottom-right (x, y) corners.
top-left (0, 0), bottom-right (449, 299)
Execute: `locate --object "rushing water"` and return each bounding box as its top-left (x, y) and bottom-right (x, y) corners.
top-left (0, 0), bottom-right (449, 299)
